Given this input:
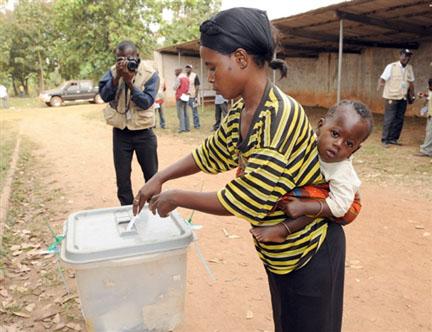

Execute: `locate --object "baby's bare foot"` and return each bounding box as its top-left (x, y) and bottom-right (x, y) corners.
top-left (250, 224), bottom-right (288, 243)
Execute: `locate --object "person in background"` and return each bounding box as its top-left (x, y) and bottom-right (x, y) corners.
top-left (212, 93), bottom-right (228, 131)
top-left (415, 78), bottom-right (432, 158)
top-left (154, 75), bottom-right (167, 129)
top-left (377, 49), bottom-right (415, 147)
top-left (18, 85), bottom-right (25, 97)
top-left (174, 68), bottom-right (190, 133)
top-left (184, 64), bottom-right (201, 129)
top-left (0, 84), bottom-right (8, 108)
top-left (99, 40), bottom-right (160, 206)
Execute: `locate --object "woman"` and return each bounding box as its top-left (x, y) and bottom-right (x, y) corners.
top-left (133, 8), bottom-right (345, 332)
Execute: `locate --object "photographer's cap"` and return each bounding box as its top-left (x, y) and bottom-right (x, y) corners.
top-left (185, 64), bottom-right (193, 69)
top-left (400, 49), bottom-right (413, 56)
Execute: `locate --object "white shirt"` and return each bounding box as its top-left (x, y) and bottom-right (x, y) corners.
top-left (320, 157), bottom-right (361, 218)
top-left (0, 85), bottom-right (7, 98)
top-left (380, 62), bottom-right (415, 82)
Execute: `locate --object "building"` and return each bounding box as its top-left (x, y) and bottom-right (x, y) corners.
top-left (154, 0), bottom-right (432, 114)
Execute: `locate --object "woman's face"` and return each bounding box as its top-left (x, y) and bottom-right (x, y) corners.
top-left (200, 46), bottom-right (245, 100)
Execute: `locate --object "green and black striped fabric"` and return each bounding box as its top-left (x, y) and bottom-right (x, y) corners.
top-left (192, 82), bottom-right (328, 274)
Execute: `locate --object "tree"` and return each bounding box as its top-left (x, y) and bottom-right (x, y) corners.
top-left (158, 0), bottom-right (221, 46)
top-left (52, 0), bottom-right (163, 81)
top-left (0, 0), bottom-right (221, 94)
top-left (1, 0), bottom-right (54, 94)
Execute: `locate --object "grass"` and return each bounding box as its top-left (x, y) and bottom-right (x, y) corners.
top-left (6, 97), bottom-right (45, 109)
top-left (0, 121), bottom-right (19, 188)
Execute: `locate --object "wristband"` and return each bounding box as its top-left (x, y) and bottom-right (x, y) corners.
top-left (312, 200), bottom-right (324, 218)
top-left (280, 222), bottom-right (292, 236)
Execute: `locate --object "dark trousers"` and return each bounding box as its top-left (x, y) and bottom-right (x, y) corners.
top-left (266, 222), bottom-right (345, 332)
top-left (382, 99), bottom-right (407, 143)
top-left (188, 97), bottom-right (200, 128)
top-left (113, 127), bottom-right (158, 205)
top-left (213, 102), bottom-right (228, 130)
top-left (156, 105), bottom-right (166, 128)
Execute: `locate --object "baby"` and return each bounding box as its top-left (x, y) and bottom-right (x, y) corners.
top-left (251, 100), bottom-right (373, 242)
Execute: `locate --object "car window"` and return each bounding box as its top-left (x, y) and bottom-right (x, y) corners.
top-left (80, 81), bottom-right (92, 91)
top-left (67, 83), bottom-right (79, 93)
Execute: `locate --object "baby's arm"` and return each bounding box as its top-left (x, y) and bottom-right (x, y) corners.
top-left (277, 184), bottom-right (361, 225)
top-left (277, 196), bottom-right (333, 219)
top-left (250, 215), bottom-right (315, 243)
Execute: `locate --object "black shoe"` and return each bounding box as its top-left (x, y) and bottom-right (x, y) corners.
top-left (388, 140), bottom-right (402, 146)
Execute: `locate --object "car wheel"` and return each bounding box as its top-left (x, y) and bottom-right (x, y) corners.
top-left (93, 94), bottom-right (104, 104)
top-left (50, 96), bottom-right (63, 107)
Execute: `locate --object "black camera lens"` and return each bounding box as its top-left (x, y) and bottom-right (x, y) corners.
top-left (127, 58), bottom-right (140, 71)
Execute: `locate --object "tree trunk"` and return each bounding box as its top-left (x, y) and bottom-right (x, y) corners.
top-left (24, 79), bottom-right (29, 96)
top-left (12, 79), bottom-right (18, 96)
top-left (37, 50), bottom-right (45, 93)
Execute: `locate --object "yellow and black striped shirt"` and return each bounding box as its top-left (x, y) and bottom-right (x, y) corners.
top-left (192, 82), bottom-right (327, 274)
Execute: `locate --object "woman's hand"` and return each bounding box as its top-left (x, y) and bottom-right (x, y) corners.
top-left (277, 196), bottom-right (305, 219)
top-left (132, 175), bottom-right (163, 215)
top-left (148, 190), bottom-right (178, 217)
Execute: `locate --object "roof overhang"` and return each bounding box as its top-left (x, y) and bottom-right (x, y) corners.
top-left (157, 0), bottom-right (432, 58)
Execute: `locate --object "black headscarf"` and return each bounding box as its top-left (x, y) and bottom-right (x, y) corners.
top-left (200, 7), bottom-right (274, 61)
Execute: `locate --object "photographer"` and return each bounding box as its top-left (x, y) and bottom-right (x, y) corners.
top-left (99, 40), bottom-right (160, 205)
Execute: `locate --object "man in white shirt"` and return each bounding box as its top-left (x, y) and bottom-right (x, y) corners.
top-left (0, 84), bottom-right (8, 109)
top-left (377, 49), bottom-right (415, 147)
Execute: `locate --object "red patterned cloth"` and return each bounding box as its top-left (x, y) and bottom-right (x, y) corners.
top-left (278, 183), bottom-right (361, 225)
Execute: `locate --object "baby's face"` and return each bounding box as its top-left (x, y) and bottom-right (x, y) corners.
top-left (317, 106), bottom-right (369, 163)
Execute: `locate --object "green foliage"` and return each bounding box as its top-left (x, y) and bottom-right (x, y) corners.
top-left (0, 0), bottom-right (221, 92)
top-left (158, 0), bottom-right (221, 46)
top-left (0, 0), bottom-right (54, 94)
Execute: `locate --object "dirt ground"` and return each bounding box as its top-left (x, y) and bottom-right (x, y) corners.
top-left (1, 103), bottom-right (431, 331)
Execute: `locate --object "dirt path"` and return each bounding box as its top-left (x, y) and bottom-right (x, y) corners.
top-left (12, 105), bottom-right (432, 331)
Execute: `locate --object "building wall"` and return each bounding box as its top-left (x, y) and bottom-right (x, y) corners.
top-left (153, 52), bottom-right (213, 106)
top-left (156, 42), bottom-right (432, 113)
top-left (280, 41), bottom-right (432, 115)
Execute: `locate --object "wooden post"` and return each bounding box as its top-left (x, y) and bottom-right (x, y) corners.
top-left (337, 19), bottom-right (343, 103)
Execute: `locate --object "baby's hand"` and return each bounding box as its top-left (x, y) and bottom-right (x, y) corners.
top-left (277, 196), bottom-right (305, 218)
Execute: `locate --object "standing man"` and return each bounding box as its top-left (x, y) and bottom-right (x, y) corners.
top-left (0, 84), bottom-right (8, 109)
top-left (99, 40), bottom-right (160, 205)
top-left (174, 68), bottom-right (190, 133)
top-left (378, 49), bottom-right (415, 147)
top-left (212, 93), bottom-right (228, 131)
top-left (184, 64), bottom-right (201, 129)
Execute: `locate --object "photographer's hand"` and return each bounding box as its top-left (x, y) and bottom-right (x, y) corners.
top-left (113, 59), bottom-right (126, 86)
top-left (122, 70), bottom-right (135, 89)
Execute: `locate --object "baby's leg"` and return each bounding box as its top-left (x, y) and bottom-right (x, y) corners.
top-left (250, 223), bottom-right (289, 243)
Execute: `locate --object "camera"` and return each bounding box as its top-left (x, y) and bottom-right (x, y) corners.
top-left (117, 56), bottom-right (140, 72)
top-left (126, 57), bottom-right (140, 72)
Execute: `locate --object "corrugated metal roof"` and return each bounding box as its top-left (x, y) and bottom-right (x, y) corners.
top-left (157, 0), bottom-right (432, 58)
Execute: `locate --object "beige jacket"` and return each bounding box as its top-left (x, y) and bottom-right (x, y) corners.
top-left (103, 61), bottom-right (155, 130)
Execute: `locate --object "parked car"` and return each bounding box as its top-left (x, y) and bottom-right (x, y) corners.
top-left (39, 80), bottom-right (104, 107)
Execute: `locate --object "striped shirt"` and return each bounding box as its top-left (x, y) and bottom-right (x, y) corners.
top-left (192, 82), bottom-right (328, 274)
